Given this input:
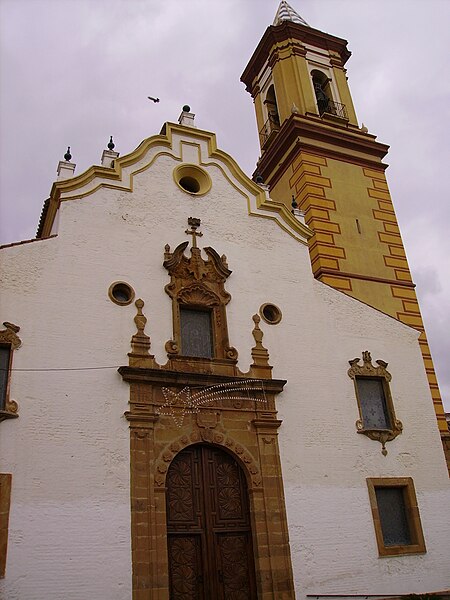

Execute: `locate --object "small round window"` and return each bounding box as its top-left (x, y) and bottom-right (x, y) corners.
top-left (108, 282), bottom-right (135, 306)
top-left (179, 176), bottom-right (200, 193)
top-left (173, 164), bottom-right (211, 196)
top-left (260, 303), bottom-right (282, 325)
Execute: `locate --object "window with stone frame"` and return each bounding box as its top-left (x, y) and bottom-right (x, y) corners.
top-left (0, 323), bottom-right (21, 422)
top-left (366, 477), bottom-right (426, 556)
top-left (355, 376), bottom-right (391, 430)
top-left (348, 351), bottom-right (402, 455)
top-left (163, 218), bottom-right (238, 363)
top-left (180, 307), bottom-right (214, 359)
top-left (0, 345), bottom-right (11, 411)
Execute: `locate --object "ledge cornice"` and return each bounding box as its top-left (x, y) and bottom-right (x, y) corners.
top-left (118, 366), bottom-right (287, 394)
top-left (257, 113), bottom-right (390, 187)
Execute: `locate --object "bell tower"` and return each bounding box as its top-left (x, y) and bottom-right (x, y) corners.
top-left (241, 1), bottom-right (449, 470)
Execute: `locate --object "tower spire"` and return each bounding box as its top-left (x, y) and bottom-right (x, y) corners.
top-left (273, 1), bottom-right (309, 27)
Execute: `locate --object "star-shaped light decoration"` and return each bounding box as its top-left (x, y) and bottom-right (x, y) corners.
top-left (159, 380), bottom-right (267, 427)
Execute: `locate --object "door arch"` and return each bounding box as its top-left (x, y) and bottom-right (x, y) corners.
top-left (166, 444), bottom-right (257, 599)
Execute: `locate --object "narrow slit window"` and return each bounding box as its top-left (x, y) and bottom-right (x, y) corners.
top-left (180, 308), bottom-right (213, 358)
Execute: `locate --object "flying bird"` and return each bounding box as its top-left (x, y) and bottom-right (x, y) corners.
top-left (148, 96), bottom-right (160, 103)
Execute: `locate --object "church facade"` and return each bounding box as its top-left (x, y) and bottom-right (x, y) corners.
top-left (1, 3), bottom-right (449, 599)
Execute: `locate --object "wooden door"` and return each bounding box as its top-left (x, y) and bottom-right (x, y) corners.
top-left (166, 445), bottom-right (257, 599)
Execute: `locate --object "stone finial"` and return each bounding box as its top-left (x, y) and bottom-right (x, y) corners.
top-left (251, 314), bottom-right (270, 368)
top-left (57, 147), bottom-right (76, 180)
top-left (290, 194), bottom-right (305, 223)
top-left (178, 105), bottom-right (196, 128)
top-left (101, 136), bottom-right (119, 168)
top-left (129, 299), bottom-right (154, 365)
top-left (292, 208), bottom-right (306, 224)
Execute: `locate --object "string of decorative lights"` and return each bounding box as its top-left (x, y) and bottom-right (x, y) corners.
top-left (159, 380), bottom-right (267, 427)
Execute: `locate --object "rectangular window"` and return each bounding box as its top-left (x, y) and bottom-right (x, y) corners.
top-left (356, 377), bottom-right (391, 430)
top-left (0, 345), bottom-right (11, 412)
top-left (375, 487), bottom-right (411, 546)
top-left (366, 478), bottom-right (426, 556)
top-left (180, 308), bottom-right (213, 358)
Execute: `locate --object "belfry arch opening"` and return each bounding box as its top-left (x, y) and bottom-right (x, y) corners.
top-left (311, 69), bottom-right (333, 115)
top-left (265, 84), bottom-right (280, 127)
top-left (165, 444), bottom-right (257, 599)
top-left (260, 83), bottom-right (281, 147)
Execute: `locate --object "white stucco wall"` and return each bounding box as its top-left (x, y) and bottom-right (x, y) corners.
top-left (1, 125), bottom-right (449, 599)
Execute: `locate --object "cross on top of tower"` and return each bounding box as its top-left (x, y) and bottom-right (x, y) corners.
top-left (185, 217), bottom-right (203, 248)
top-left (273, 1), bottom-right (309, 27)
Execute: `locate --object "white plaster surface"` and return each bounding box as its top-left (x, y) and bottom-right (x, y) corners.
top-left (1, 126), bottom-right (449, 598)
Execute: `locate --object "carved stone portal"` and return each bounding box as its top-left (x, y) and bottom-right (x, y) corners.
top-left (119, 220), bottom-right (295, 599)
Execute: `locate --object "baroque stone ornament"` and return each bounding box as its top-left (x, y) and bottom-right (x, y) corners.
top-left (0, 321), bottom-right (21, 421)
top-left (163, 218), bottom-right (237, 361)
top-left (348, 351), bottom-right (403, 455)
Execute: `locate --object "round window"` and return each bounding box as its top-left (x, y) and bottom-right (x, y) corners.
top-left (173, 164), bottom-right (211, 196)
top-left (108, 282), bottom-right (135, 306)
top-left (179, 176), bottom-right (200, 194)
top-left (260, 303), bottom-right (282, 325)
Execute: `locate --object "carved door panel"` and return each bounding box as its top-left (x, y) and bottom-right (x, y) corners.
top-left (166, 445), bottom-right (257, 599)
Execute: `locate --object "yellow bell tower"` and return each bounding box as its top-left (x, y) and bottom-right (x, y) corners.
top-left (241, 1), bottom-right (449, 470)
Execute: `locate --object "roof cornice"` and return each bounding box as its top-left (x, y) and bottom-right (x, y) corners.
top-left (36, 122), bottom-right (312, 245)
top-left (241, 21), bottom-right (351, 92)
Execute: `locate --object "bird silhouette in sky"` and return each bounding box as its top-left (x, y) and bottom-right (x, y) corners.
top-left (148, 96), bottom-right (160, 103)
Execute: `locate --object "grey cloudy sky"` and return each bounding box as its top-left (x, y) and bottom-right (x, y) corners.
top-left (0, 0), bottom-right (449, 410)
